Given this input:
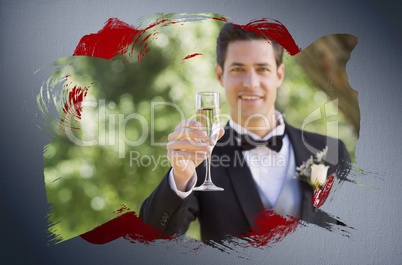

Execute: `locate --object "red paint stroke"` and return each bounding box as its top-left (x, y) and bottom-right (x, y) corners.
top-left (233, 18), bottom-right (301, 56)
top-left (312, 175), bottom-right (335, 208)
top-left (67, 16), bottom-right (302, 246)
top-left (240, 210), bottom-right (300, 248)
top-left (80, 210), bottom-right (172, 244)
top-left (113, 204), bottom-right (131, 214)
top-left (73, 17), bottom-right (176, 61)
top-left (212, 17), bottom-right (228, 22)
top-left (73, 18), bottom-right (140, 60)
top-left (182, 53), bottom-right (203, 61)
top-left (60, 84), bottom-right (88, 129)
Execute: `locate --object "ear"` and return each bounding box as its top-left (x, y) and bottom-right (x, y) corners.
top-left (215, 64), bottom-right (224, 87)
top-left (276, 63), bottom-right (285, 87)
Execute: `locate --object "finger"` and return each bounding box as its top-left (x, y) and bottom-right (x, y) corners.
top-left (167, 150), bottom-right (208, 162)
top-left (168, 128), bottom-right (207, 142)
top-left (176, 119), bottom-right (203, 130)
top-left (218, 127), bottom-right (225, 140)
top-left (167, 139), bottom-right (211, 153)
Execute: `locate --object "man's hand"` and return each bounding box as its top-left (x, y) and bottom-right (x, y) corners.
top-left (167, 119), bottom-right (224, 192)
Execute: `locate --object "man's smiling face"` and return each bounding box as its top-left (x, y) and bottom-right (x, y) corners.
top-left (216, 39), bottom-right (285, 128)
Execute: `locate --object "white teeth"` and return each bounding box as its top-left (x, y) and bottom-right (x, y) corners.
top-left (240, 96), bottom-right (260, 100)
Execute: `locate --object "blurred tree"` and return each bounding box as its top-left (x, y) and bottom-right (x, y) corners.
top-left (294, 34), bottom-right (359, 136)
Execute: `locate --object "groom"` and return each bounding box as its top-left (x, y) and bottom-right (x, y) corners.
top-left (140, 23), bottom-right (351, 242)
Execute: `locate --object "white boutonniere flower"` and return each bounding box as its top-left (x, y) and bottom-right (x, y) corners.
top-left (296, 146), bottom-right (329, 190)
top-left (310, 164), bottom-right (329, 189)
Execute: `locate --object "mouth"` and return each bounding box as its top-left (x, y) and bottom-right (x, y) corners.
top-left (238, 94), bottom-right (263, 102)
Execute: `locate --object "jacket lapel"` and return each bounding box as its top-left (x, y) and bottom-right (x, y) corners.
top-left (285, 124), bottom-right (315, 219)
top-left (220, 126), bottom-right (263, 228)
top-left (285, 124), bottom-right (313, 169)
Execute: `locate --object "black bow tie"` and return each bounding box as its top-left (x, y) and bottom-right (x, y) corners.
top-left (232, 129), bottom-right (284, 152)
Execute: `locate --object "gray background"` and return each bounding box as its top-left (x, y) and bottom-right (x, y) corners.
top-left (1, 0), bottom-right (401, 264)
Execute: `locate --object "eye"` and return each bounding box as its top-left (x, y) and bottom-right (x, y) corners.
top-left (230, 67), bottom-right (244, 72)
top-left (257, 67), bottom-right (270, 72)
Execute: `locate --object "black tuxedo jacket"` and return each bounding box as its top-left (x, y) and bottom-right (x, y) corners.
top-left (140, 124), bottom-right (351, 242)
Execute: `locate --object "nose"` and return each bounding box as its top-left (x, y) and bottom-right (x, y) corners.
top-left (242, 69), bottom-right (259, 89)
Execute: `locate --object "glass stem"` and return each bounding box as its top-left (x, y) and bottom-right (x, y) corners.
top-left (204, 152), bottom-right (212, 184)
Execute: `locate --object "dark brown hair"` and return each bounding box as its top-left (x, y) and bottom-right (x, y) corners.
top-left (216, 23), bottom-right (284, 70)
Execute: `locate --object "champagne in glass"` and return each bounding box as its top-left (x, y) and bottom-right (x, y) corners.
top-left (193, 92), bottom-right (224, 191)
top-left (196, 107), bottom-right (219, 148)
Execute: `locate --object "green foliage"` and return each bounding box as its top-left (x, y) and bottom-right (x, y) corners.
top-left (41, 16), bottom-right (357, 243)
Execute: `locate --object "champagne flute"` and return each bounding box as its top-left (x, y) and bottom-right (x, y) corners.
top-left (193, 92), bottom-right (224, 191)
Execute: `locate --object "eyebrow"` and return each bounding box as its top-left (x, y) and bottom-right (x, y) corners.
top-left (228, 62), bottom-right (273, 67)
